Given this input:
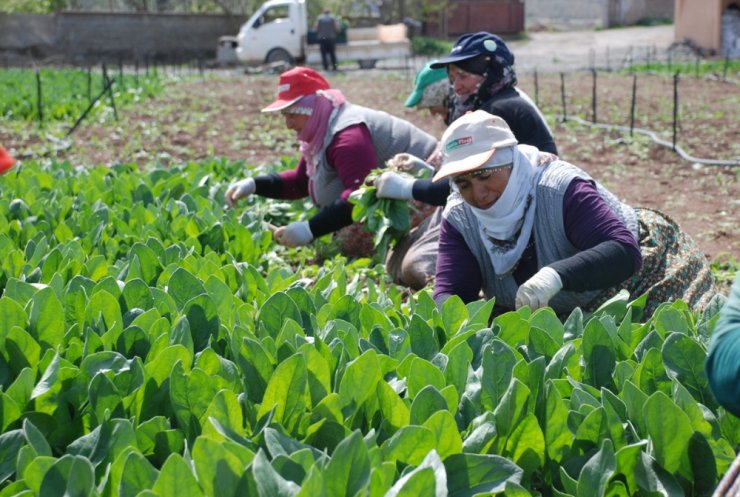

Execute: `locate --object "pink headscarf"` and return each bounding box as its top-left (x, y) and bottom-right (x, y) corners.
top-left (294, 89), bottom-right (346, 176)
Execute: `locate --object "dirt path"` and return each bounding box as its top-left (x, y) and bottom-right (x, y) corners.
top-left (508, 25), bottom-right (676, 73)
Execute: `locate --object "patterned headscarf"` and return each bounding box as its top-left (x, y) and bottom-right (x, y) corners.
top-left (450, 54), bottom-right (518, 122)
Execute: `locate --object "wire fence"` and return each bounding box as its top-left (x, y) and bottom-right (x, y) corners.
top-left (501, 41), bottom-right (740, 167)
top-left (519, 67), bottom-right (739, 167)
top-left (3, 43), bottom-right (739, 166)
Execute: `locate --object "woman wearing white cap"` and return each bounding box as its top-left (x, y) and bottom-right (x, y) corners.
top-left (225, 66), bottom-right (437, 255)
top-left (433, 110), bottom-right (716, 318)
top-left (378, 32), bottom-right (557, 290)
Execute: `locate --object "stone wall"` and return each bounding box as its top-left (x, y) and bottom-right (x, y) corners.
top-left (525, 0), bottom-right (674, 30)
top-left (0, 12), bottom-right (246, 64)
top-left (525, 0), bottom-right (609, 30)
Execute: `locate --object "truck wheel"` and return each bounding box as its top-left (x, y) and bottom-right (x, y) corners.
top-left (265, 48), bottom-right (294, 66)
top-left (358, 59), bottom-right (377, 69)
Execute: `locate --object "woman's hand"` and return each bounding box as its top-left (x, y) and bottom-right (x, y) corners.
top-left (515, 267), bottom-right (563, 311)
top-left (274, 221), bottom-right (314, 247)
top-left (375, 171), bottom-right (415, 200)
top-left (387, 153), bottom-right (434, 175)
top-left (225, 177), bottom-right (256, 207)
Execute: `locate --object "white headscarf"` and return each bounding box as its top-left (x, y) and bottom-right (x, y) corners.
top-left (468, 145), bottom-right (545, 276)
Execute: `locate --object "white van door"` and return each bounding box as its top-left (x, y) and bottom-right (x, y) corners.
top-left (240, 2), bottom-right (301, 63)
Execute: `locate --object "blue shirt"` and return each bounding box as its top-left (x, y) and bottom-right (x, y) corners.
top-left (706, 274), bottom-right (740, 417)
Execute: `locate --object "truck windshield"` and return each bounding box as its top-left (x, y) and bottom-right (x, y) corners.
top-left (261, 5), bottom-right (290, 25)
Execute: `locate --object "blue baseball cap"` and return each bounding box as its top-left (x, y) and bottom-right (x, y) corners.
top-left (430, 32), bottom-right (514, 70)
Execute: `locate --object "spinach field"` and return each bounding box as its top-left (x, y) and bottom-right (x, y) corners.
top-left (0, 68), bottom-right (165, 123)
top-left (0, 158), bottom-right (736, 496)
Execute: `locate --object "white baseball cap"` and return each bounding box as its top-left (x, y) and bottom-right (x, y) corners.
top-left (433, 110), bottom-right (518, 182)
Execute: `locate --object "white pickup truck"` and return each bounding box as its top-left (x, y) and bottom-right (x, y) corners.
top-left (233, 0), bottom-right (411, 69)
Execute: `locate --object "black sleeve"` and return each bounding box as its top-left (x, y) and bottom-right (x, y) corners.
top-left (548, 240), bottom-right (637, 292)
top-left (307, 198), bottom-right (354, 237)
top-left (253, 173), bottom-right (283, 198)
top-left (482, 95), bottom-right (558, 155)
top-left (412, 178), bottom-right (451, 206)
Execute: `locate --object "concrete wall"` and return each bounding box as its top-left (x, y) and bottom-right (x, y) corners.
top-left (0, 12), bottom-right (246, 64)
top-left (525, 0), bottom-right (673, 30)
top-left (0, 14), bottom-right (57, 54)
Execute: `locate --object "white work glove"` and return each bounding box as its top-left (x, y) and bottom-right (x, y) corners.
top-left (225, 177), bottom-right (256, 208)
top-left (515, 267), bottom-right (563, 311)
top-left (274, 221), bottom-right (313, 247)
top-left (387, 153), bottom-right (435, 175)
top-left (375, 171), bottom-right (415, 200)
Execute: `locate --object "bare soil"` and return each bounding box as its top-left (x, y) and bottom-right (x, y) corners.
top-left (2, 68), bottom-right (738, 276)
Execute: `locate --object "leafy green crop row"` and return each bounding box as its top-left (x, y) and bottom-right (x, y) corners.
top-left (0, 68), bottom-right (165, 122)
top-left (623, 59), bottom-right (740, 77)
top-left (0, 159), bottom-right (737, 496)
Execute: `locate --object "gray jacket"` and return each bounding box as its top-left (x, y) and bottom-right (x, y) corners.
top-left (316, 14), bottom-right (338, 40)
top-left (311, 103), bottom-right (437, 207)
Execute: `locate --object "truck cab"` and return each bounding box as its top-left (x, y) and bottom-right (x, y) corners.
top-left (235, 0), bottom-right (308, 64)
top-left (233, 0), bottom-right (411, 69)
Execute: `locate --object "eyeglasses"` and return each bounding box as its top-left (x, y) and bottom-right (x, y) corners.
top-left (453, 164), bottom-right (512, 183)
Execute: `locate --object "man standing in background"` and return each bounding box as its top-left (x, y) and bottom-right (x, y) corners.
top-left (316, 7), bottom-right (339, 71)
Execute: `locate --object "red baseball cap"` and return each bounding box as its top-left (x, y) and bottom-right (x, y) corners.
top-left (261, 67), bottom-right (331, 113)
top-left (0, 145), bottom-right (15, 174)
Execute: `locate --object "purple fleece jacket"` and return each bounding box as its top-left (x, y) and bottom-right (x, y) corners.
top-left (434, 178), bottom-right (642, 304)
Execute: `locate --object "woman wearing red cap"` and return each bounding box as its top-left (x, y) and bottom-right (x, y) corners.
top-left (432, 110), bottom-right (716, 318)
top-left (225, 66), bottom-right (438, 254)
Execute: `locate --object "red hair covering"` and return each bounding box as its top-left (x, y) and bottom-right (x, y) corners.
top-left (0, 146), bottom-right (15, 174)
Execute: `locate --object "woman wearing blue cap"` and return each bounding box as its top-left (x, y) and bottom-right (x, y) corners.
top-left (379, 32), bottom-right (558, 290)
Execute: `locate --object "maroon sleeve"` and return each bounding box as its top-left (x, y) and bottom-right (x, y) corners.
top-left (277, 156), bottom-right (310, 199)
top-left (325, 124), bottom-right (379, 201)
top-left (562, 178), bottom-right (642, 270)
top-left (433, 218), bottom-right (483, 305)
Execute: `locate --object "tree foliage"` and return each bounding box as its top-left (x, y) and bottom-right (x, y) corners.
top-left (1, 0), bottom-right (449, 23)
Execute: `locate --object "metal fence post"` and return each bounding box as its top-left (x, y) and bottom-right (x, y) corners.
top-left (630, 74), bottom-right (637, 137)
top-left (560, 72), bottom-right (567, 122)
top-left (672, 71), bottom-right (680, 151)
top-left (591, 68), bottom-right (597, 123)
top-left (35, 69), bottom-right (43, 127)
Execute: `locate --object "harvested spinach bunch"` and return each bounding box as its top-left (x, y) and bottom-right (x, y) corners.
top-left (349, 168), bottom-right (416, 261)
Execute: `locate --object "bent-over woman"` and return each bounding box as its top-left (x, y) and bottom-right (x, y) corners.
top-left (433, 110), bottom-right (716, 318)
top-left (377, 32), bottom-right (558, 290)
top-left (226, 66), bottom-right (438, 256)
